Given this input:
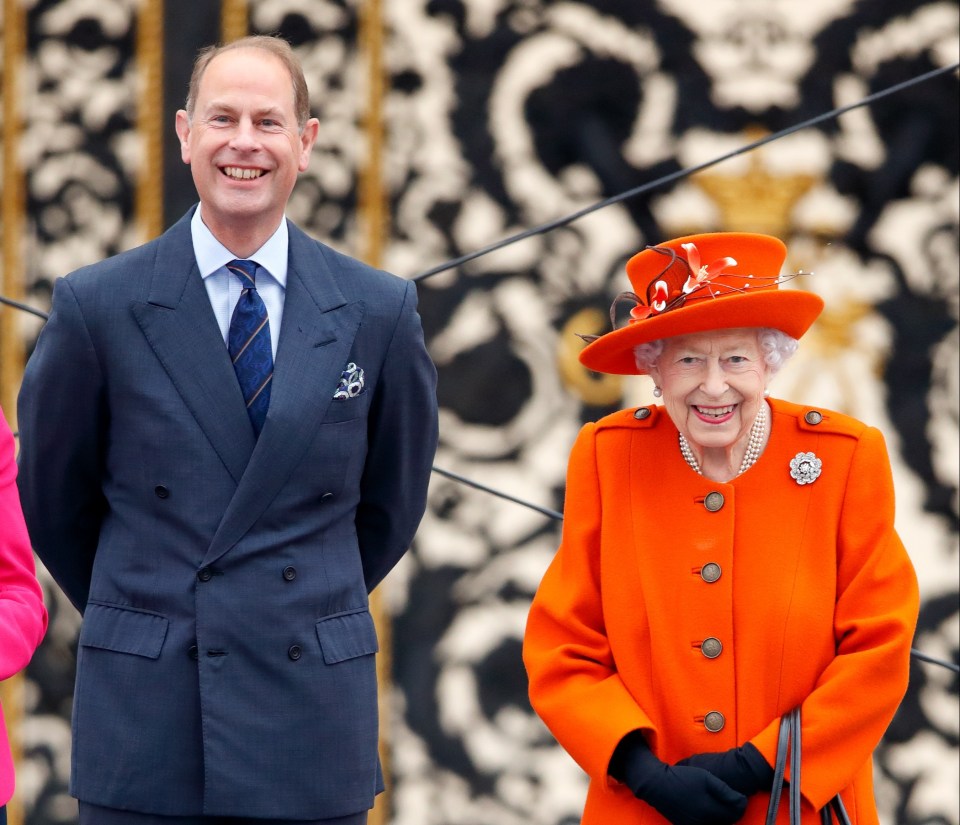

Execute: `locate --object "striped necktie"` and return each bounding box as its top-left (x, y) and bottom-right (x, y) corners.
top-left (226, 259), bottom-right (273, 437)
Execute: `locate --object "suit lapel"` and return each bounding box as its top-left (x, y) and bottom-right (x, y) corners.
top-left (130, 210), bottom-right (256, 484)
top-left (202, 224), bottom-right (365, 566)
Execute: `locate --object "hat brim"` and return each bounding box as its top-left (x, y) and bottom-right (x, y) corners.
top-left (578, 289), bottom-right (824, 375)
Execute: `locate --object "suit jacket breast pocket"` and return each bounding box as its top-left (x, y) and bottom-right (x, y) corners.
top-left (80, 602), bottom-right (169, 659)
top-left (323, 393), bottom-right (371, 424)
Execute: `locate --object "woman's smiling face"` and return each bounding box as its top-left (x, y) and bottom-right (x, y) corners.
top-left (648, 328), bottom-right (769, 453)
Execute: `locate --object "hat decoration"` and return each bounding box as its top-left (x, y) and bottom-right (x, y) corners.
top-left (576, 232), bottom-right (824, 376)
top-left (581, 241), bottom-right (803, 345)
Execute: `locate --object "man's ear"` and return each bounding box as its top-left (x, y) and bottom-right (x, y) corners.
top-left (175, 110), bottom-right (192, 164)
top-left (298, 118), bottom-right (320, 172)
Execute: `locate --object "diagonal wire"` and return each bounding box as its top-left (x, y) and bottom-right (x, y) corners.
top-left (434, 460), bottom-right (959, 675)
top-left (0, 295), bottom-right (49, 320)
top-left (432, 464), bottom-right (564, 521)
top-left (3, 64), bottom-right (957, 676)
top-left (910, 648), bottom-right (960, 674)
top-left (412, 61), bottom-right (960, 282)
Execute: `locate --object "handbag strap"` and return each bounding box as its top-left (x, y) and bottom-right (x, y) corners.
top-left (765, 713), bottom-right (793, 825)
top-left (790, 707), bottom-right (802, 823)
top-left (766, 707), bottom-right (851, 825)
top-left (821, 795), bottom-right (854, 825)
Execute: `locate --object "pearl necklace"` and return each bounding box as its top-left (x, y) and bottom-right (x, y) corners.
top-left (679, 403), bottom-right (768, 477)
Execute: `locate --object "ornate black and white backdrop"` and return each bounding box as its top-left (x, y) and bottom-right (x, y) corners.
top-left (0, 2), bottom-right (956, 824)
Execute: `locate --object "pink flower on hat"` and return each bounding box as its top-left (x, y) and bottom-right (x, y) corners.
top-left (680, 242), bottom-right (737, 295)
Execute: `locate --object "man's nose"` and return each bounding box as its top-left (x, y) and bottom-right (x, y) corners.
top-left (229, 119), bottom-right (260, 150)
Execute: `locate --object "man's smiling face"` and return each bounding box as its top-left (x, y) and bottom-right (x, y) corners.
top-left (175, 47), bottom-right (317, 245)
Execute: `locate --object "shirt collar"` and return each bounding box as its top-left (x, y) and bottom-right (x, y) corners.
top-left (191, 205), bottom-right (289, 287)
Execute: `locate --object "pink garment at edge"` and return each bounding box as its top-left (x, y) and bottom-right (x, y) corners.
top-left (0, 409), bottom-right (47, 804)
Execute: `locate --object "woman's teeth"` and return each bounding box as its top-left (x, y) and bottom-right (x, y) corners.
top-left (696, 405), bottom-right (735, 418)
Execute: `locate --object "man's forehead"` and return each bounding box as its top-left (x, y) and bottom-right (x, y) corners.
top-left (195, 51), bottom-right (296, 109)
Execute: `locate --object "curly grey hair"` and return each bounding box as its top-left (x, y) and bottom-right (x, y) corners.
top-left (634, 328), bottom-right (799, 374)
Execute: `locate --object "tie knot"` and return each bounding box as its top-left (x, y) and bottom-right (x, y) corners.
top-left (227, 259), bottom-right (258, 289)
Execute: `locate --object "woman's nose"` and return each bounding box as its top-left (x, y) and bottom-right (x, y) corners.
top-left (700, 361), bottom-right (728, 395)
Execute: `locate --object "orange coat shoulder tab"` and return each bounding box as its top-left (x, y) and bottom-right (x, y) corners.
top-left (595, 406), bottom-right (661, 431)
top-left (773, 398), bottom-right (866, 439)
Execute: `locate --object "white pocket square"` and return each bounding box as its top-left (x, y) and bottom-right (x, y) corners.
top-left (333, 362), bottom-right (365, 399)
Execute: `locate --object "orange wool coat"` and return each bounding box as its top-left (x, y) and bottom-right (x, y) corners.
top-left (523, 398), bottom-right (919, 824)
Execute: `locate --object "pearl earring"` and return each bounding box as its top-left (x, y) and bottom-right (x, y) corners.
top-left (653, 386), bottom-right (662, 398)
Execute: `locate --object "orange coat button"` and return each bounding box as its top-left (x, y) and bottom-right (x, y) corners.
top-left (704, 492), bottom-right (724, 512)
top-left (701, 637), bottom-right (722, 658)
top-left (700, 563), bottom-right (722, 583)
top-left (704, 711), bottom-right (725, 732)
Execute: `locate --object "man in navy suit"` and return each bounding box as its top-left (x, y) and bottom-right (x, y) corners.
top-left (17, 35), bottom-right (438, 825)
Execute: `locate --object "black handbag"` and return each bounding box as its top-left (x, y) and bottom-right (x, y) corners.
top-left (765, 708), bottom-right (853, 825)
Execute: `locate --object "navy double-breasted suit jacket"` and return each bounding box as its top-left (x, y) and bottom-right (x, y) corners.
top-left (16, 208), bottom-right (439, 819)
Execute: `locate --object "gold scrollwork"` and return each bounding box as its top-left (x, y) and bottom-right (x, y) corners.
top-left (558, 308), bottom-right (623, 406)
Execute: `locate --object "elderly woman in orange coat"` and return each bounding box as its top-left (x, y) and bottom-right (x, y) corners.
top-left (1, 408), bottom-right (47, 825)
top-left (523, 233), bottom-right (919, 825)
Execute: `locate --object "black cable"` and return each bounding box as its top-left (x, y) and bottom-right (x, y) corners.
top-left (432, 464), bottom-right (564, 521)
top-left (911, 648), bottom-right (960, 674)
top-left (411, 61), bottom-right (960, 282)
top-left (434, 464), bottom-right (957, 676)
top-left (0, 295), bottom-right (49, 321)
top-left (3, 63), bottom-right (958, 678)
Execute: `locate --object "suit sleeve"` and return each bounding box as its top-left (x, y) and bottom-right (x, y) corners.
top-left (16, 277), bottom-right (108, 613)
top-left (356, 279), bottom-right (438, 591)
top-left (750, 426), bottom-right (920, 808)
top-left (0, 412), bottom-right (48, 680)
top-left (523, 423), bottom-right (655, 787)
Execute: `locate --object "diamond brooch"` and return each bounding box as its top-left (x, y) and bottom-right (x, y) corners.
top-left (790, 452), bottom-right (822, 485)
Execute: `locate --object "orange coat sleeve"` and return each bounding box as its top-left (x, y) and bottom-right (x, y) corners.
top-left (523, 422), bottom-right (651, 787)
top-left (750, 425), bottom-right (919, 809)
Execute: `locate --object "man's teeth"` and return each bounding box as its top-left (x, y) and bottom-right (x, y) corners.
top-left (223, 167), bottom-right (264, 180)
top-left (697, 405), bottom-right (735, 417)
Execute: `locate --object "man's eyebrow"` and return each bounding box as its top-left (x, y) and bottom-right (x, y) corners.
top-left (201, 101), bottom-right (287, 120)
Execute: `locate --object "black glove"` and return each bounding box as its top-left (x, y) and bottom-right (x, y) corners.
top-left (676, 742), bottom-right (775, 796)
top-left (609, 731), bottom-right (748, 825)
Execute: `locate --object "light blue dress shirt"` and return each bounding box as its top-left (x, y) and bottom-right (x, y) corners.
top-left (191, 206), bottom-right (288, 360)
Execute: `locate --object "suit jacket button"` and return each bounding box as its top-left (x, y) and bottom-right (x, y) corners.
top-left (288, 644), bottom-right (303, 661)
top-left (701, 637), bottom-right (723, 659)
top-left (704, 492), bottom-right (724, 512)
top-left (188, 645), bottom-right (198, 660)
top-left (320, 492), bottom-right (334, 503)
top-left (704, 711), bottom-right (725, 732)
top-left (804, 410), bottom-right (823, 425)
top-left (700, 563), bottom-right (722, 583)
top-left (197, 567), bottom-right (212, 582)
top-left (154, 485), bottom-right (170, 499)
top-left (634, 407), bottom-right (651, 420)
top-left (282, 566), bottom-right (297, 581)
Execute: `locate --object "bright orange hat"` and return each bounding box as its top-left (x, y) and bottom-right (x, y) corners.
top-left (578, 232), bottom-right (824, 375)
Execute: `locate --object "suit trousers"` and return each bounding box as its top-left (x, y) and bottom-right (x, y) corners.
top-left (78, 803), bottom-right (368, 825)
